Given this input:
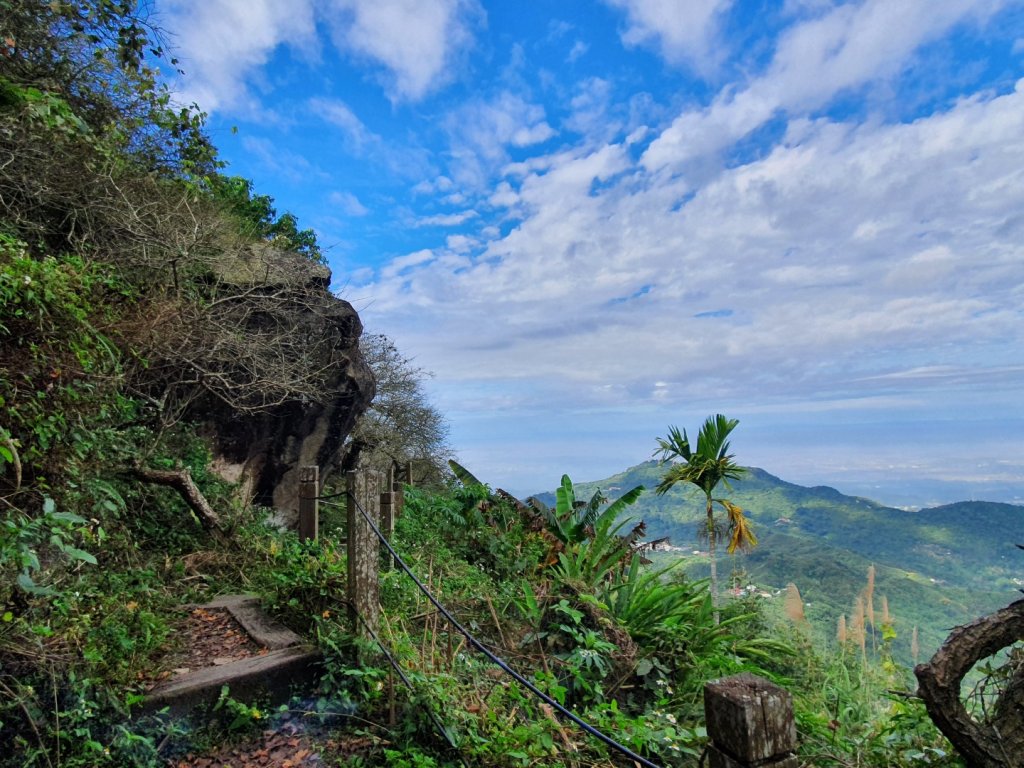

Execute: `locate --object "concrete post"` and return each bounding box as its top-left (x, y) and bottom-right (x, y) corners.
top-left (380, 465), bottom-right (396, 570)
top-left (346, 470), bottom-right (381, 638)
top-left (298, 466), bottom-right (319, 542)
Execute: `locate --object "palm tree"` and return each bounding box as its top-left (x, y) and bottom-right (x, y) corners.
top-left (654, 414), bottom-right (757, 621)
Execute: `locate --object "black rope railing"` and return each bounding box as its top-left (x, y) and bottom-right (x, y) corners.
top-left (314, 491), bottom-right (350, 501)
top-left (344, 490), bottom-right (663, 768)
top-left (347, 602), bottom-right (468, 767)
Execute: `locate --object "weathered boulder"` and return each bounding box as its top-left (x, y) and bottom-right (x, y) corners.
top-left (190, 244), bottom-right (375, 521)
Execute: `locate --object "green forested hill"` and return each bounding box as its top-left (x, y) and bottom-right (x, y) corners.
top-left (531, 462), bottom-right (1022, 663)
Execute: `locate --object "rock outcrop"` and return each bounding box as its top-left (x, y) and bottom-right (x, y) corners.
top-left (192, 244), bottom-right (375, 521)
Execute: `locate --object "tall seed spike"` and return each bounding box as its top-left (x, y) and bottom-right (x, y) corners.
top-left (784, 582), bottom-right (806, 623)
top-left (865, 565), bottom-right (876, 629)
top-left (852, 595), bottom-right (867, 656)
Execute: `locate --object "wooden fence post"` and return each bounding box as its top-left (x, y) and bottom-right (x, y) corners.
top-left (298, 466), bottom-right (319, 543)
top-left (347, 470), bottom-right (381, 638)
top-left (704, 673), bottom-right (798, 768)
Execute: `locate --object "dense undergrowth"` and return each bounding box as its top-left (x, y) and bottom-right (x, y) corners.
top-left (0, 463), bottom-right (965, 767)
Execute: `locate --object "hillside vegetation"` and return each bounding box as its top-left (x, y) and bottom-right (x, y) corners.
top-left (1, 4), bottom-right (1019, 767)
top-left (553, 462), bottom-right (1021, 664)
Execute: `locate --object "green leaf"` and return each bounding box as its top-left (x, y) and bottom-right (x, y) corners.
top-left (447, 459), bottom-right (484, 488)
top-left (17, 572), bottom-right (56, 596)
top-left (24, 550), bottom-right (40, 571)
top-left (64, 546), bottom-right (97, 565)
top-left (49, 511), bottom-right (87, 524)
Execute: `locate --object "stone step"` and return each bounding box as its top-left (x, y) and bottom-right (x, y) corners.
top-left (139, 595), bottom-right (322, 718)
top-left (199, 594), bottom-right (304, 650)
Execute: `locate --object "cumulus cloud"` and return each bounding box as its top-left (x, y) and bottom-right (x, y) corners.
top-left (360, 79), bottom-right (1024, 417)
top-left (380, 249), bottom-right (436, 280)
top-left (160, 0), bottom-right (318, 112)
top-left (444, 92), bottom-right (557, 187)
top-left (416, 210), bottom-right (480, 227)
top-left (603, 0), bottom-right (734, 72)
top-left (160, 0), bottom-right (483, 112)
top-left (643, 0), bottom-right (1008, 172)
top-left (321, 0), bottom-right (484, 102)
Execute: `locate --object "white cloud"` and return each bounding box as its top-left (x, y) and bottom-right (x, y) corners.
top-left (361, 79), bottom-right (1024, 417)
top-left (322, 0), bottom-right (483, 102)
top-left (603, 0), bottom-right (734, 72)
top-left (380, 249), bottom-right (436, 280)
top-left (310, 98), bottom-right (379, 148)
top-left (565, 77), bottom-right (617, 139)
top-left (445, 234), bottom-right (479, 252)
top-left (643, 0), bottom-right (1009, 172)
top-left (445, 92), bottom-right (557, 186)
top-left (416, 210), bottom-right (479, 227)
top-left (329, 191), bottom-right (370, 216)
top-left (160, 0), bottom-right (482, 112)
top-left (488, 181), bottom-right (519, 208)
top-left (567, 40), bottom-right (589, 63)
top-left (160, 0), bottom-right (318, 112)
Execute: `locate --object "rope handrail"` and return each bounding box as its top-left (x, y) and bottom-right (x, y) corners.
top-left (347, 601), bottom-right (468, 766)
top-left (344, 490), bottom-right (663, 768)
top-left (314, 490), bottom-right (350, 501)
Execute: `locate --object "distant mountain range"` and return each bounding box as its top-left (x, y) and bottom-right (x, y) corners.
top-left (530, 462), bottom-right (1023, 665)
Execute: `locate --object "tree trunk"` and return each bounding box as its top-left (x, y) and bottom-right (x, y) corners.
top-left (131, 464), bottom-right (223, 530)
top-left (914, 599), bottom-right (1024, 767)
top-left (707, 497), bottom-right (720, 625)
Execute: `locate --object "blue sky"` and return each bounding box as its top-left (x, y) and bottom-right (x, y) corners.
top-left (157, 0), bottom-right (1024, 507)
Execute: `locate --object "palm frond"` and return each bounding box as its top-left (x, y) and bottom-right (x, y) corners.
top-left (654, 425), bottom-right (691, 464)
top-left (448, 459), bottom-right (484, 488)
top-left (718, 499), bottom-right (758, 553)
top-left (696, 414), bottom-right (737, 461)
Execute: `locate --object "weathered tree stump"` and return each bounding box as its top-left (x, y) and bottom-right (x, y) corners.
top-left (915, 599), bottom-right (1024, 768)
top-left (704, 673), bottom-right (798, 768)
